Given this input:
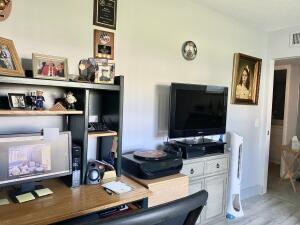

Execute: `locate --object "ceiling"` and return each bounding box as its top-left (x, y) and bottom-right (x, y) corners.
top-left (195, 0), bottom-right (300, 31)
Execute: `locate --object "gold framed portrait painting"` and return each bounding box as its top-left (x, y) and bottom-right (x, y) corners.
top-left (0, 37), bottom-right (24, 77)
top-left (231, 53), bottom-right (262, 105)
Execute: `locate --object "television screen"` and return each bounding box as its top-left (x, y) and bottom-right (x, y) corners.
top-left (169, 83), bottom-right (228, 138)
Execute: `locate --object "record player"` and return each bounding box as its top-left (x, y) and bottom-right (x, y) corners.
top-left (122, 150), bottom-right (183, 179)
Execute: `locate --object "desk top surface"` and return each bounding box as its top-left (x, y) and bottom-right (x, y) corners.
top-left (0, 176), bottom-right (151, 225)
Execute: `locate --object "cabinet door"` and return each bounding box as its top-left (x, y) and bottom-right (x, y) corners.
top-left (202, 175), bottom-right (227, 224)
top-left (189, 178), bottom-right (203, 195)
top-left (189, 179), bottom-right (203, 224)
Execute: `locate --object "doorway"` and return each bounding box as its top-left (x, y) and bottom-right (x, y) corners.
top-left (268, 67), bottom-right (287, 186)
top-left (267, 58), bottom-right (300, 195)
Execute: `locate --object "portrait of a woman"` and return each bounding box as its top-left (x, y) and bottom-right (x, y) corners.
top-left (231, 53), bottom-right (262, 105)
top-left (236, 66), bottom-right (251, 100)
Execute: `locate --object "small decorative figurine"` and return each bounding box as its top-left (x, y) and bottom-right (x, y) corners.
top-left (64, 91), bottom-right (77, 110)
top-left (35, 90), bottom-right (45, 110)
top-left (27, 91), bottom-right (36, 110)
top-left (78, 58), bottom-right (98, 82)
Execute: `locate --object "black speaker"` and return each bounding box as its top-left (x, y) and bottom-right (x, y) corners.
top-left (86, 161), bottom-right (105, 185)
top-left (63, 144), bottom-right (81, 187)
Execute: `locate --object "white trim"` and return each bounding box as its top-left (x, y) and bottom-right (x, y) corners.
top-left (262, 60), bottom-right (275, 194)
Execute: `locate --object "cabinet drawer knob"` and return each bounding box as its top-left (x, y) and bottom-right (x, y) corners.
top-left (190, 169), bottom-right (195, 174)
top-left (216, 163), bottom-right (220, 169)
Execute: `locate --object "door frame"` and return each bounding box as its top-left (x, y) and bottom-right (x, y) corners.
top-left (262, 59), bottom-right (294, 194)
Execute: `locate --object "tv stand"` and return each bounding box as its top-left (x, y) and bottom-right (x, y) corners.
top-left (176, 137), bottom-right (215, 145)
top-left (165, 139), bottom-right (225, 159)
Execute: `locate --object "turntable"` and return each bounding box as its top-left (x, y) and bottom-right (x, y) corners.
top-left (122, 150), bottom-right (183, 179)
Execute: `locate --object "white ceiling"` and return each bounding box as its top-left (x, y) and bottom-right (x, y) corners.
top-left (195, 0), bottom-right (300, 31)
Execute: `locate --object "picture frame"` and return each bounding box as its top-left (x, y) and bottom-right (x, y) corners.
top-left (93, 0), bottom-right (117, 30)
top-left (94, 29), bottom-right (114, 60)
top-left (0, 37), bottom-right (24, 77)
top-left (32, 53), bottom-right (68, 81)
top-left (231, 53), bottom-right (262, 105)
top-left (8, 93), bottom-right (27, 109)
top-left (95, 60), bottom-right (115, 84)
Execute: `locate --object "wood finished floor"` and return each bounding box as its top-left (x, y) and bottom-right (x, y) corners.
top-left (206, 163), bottom-right (300, 225)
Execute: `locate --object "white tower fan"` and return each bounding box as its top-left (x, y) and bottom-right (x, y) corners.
top-left (226, 132), bottom-right (244, 219)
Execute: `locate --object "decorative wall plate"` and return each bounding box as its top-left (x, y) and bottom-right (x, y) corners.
top-left (0, 0), bottom-right (12, 22)
top-left (182, 41), bottom-right (197, 61)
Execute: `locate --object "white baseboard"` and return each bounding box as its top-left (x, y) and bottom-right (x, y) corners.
top-left (241, 185), bottom-right (263, 200)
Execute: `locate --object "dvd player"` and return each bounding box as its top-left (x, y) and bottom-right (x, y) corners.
top-left (164, 141), bottom-right (225, 159)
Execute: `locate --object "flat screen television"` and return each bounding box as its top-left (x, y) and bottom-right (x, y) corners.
top-left (169, 83), bottom-right (228, 139)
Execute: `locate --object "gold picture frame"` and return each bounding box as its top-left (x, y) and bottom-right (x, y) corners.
top-left (95, 61), bottom-right (115, 84)
top-left (231, 53), bottom-right (262, 105)
top-left (0, 37), bottom-right (24, 77)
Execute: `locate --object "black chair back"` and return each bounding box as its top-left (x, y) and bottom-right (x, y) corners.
top-left (89, 190), bottom-right (208, 225)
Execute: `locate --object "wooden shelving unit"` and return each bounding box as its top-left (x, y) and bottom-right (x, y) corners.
top-left (0, 110), bottom-right (83, 116)
top-left (0, 76), bottom-right (120, 91)
top-left (0, 75), bottom-right (124, 183)
top-left (88, 130), bottom-right (118, 137)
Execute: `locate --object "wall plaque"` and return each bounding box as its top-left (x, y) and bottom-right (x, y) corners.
top-left (93, 0), bottom-right (117, 30)
top-left (94, 29), bottom-right (114, 60)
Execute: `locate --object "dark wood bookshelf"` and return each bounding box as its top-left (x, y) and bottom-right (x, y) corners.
top-left (0, 75), bottom-right (124, 183)
top-left (0, 75), bottom-right (120, 91)
top-left (0, 110), bottom-right (83, 116)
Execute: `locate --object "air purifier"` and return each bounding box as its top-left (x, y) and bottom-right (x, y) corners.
top-left (226, 132), bottom-right (244, 219)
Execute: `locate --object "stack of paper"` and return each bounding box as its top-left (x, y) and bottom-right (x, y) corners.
top-left (102, 181), bottom-right (133, 194)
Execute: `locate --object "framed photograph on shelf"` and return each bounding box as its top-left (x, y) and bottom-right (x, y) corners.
top-left (93, 0), bottom-right (117, 30)
top-left (32, 53), bottom-right (68, 81)
top-left (8, 93), bottom-right (26, 109)
top-left (0, 37), bottom-right (24, 77)
top-left (95, 60), bottom-right (115, 84)
top-left (94, 29), bottom-right (114, 60)
top-left (231, 53), bottom-right (262, 105)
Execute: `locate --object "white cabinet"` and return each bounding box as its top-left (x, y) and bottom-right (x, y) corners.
top-left (202, 175), bottom-right (227, 223)
top-left (181, 152), bottom-right (229, 224)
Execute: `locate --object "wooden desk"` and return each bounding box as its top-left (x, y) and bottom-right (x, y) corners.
top-left (280, 145), bottom-right (300, 192)
top-left (0, 176), bottom-right (151, 225)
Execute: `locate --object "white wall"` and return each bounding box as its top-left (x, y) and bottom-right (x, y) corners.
top-left (268, 25), bottom-right (300, 59)
top-left (0, 0), bottom-right (269, 196)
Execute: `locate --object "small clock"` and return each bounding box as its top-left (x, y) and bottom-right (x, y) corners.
top-left (182, 41), bottom-right (197, 61)
top-left (0, 0), bottom-right (12, 22)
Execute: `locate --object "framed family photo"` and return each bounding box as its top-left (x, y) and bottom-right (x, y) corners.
top-left (231, 53), bottom-right (262, 105)
top-left (95, 60), bottom-right (115, 84)
top-left (0, 37), bottom-right (24, 77)
top-left (8, 93), bottom-right (26, 109)
top-left (32, 53), bottom-right (68, 81)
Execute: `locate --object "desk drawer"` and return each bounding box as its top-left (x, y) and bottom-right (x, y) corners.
top-left (181, 162), bottom-right (204, 178)
top-left (205, 157), bottom-right (228, 175)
